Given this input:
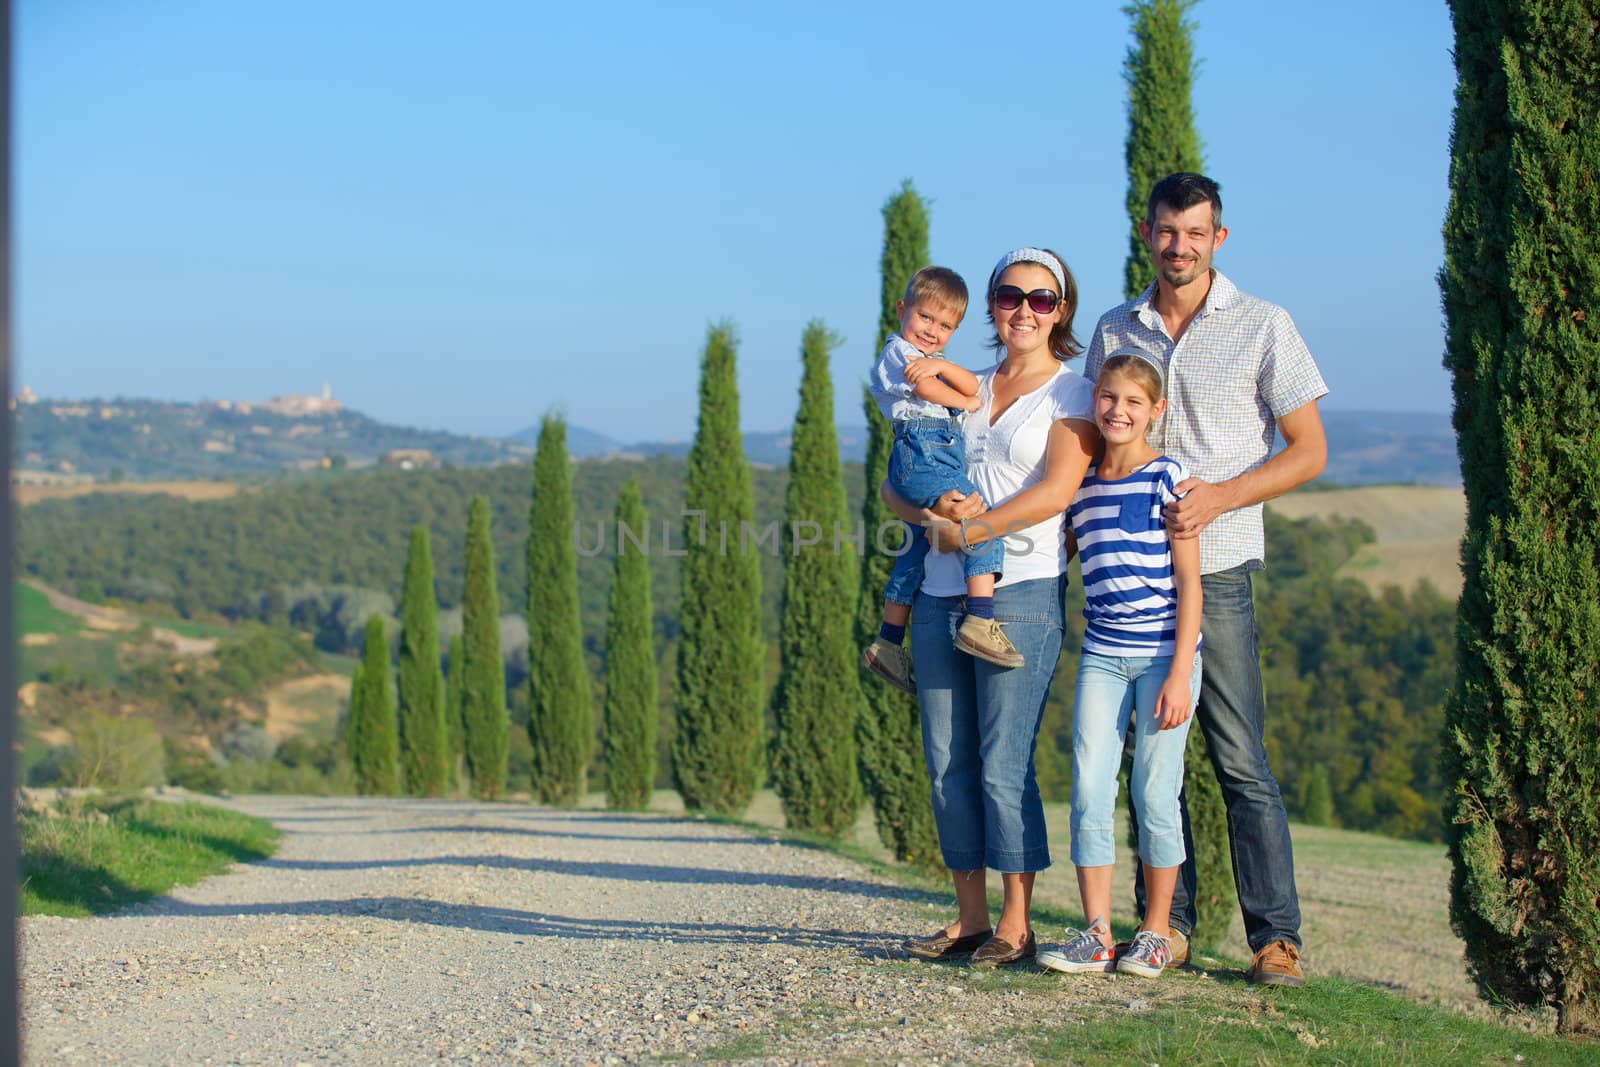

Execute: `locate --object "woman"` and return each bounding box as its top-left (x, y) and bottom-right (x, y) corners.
top-left (891, 247), bottom-right (1098, 966)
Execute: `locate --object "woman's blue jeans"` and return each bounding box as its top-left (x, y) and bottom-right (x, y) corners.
top-left (910, 574), bottom-right (1064, 873)
top-left (1069, 651), bottom-right (1200, 869)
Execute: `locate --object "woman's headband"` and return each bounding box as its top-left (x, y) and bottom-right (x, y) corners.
top-left (988, 247), bottom-right (1067, 298)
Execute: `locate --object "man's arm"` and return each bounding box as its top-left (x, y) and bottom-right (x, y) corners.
top-left (1164, 398), bottom-right (1327, 539)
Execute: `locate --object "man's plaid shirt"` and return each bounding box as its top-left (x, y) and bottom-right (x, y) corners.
top-left (1083, 271), bottom-right (1329, 575)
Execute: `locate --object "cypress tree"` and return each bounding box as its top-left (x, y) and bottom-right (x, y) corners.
top-left (1121, 0), bottom-right (1237, 942)
top-left (1122, 0), bottom-right (1204, 300)
top-left (1440, 0), bottom-right (1599, 1035)
top-left (445, 630), bottom-right (466, 789)
top-left (603, 478), bottom-right (657, 811)
top-left (770, 321), bottom-right (864, 835)
top-left (853, 181), bottom-right (942, 867)
top-left (397, 524), bottom-right (449, 797)
top-left (1303, 764), bottom-right (1333, 828)
top-left (344, 662), bottom-right (364, 757)
top-left (673, 323), bottom-right (765, 814)
top-left (527, 415), bottom-right (593, 806)
top-left (462, 495), bottom-right (509, 799)
top-left (351, 615), bottom-right (398, 795)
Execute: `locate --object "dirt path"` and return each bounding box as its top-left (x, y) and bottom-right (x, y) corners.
top-left (20, 797), bottom-right (1058, 1064)
top-left (20, 578), bottom-right (218, 654)
top-left (17, 795), bottom-right (1489, 1065)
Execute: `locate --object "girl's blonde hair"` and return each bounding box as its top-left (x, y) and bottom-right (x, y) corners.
top-left (1097, 351), bottom-right (1164, 403)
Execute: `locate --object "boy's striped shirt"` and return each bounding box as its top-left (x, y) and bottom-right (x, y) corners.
top-left (1068, 456), bottom-right (1201, 657)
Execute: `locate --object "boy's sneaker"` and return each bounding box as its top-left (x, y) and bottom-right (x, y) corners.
top-left (1037, 924), bottom-right (1116, 976)
top-left (1116, 930), bottom-right (1172, 978)
top-left (954, 615), bottom-right (1024, 669)
top-left (862, 639), bottom-right (916, 694)
top-left (1248, 939), bottom-right (1305, 987)
top-left (1113, 926), bottom-right (1189, 970)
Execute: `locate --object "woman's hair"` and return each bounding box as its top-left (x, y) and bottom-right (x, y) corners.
top-left (985, 247), bottom-right (1081, 361)
top-left (1097, 352), bottom-right (1164, 404)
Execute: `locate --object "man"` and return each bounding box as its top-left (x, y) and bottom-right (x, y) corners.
top-left (1082, 172), bottom-right (1327, 987)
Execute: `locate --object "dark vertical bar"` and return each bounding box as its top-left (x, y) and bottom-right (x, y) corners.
top-left (0, 0), bottom-right (20, 1060)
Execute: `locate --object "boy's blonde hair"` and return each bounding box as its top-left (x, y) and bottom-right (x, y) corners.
top-left (902, 266), bottom-right (969, 318)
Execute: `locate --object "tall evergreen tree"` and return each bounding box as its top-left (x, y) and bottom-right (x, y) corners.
top-left (445, 630), bottom-right (466, 789)
top-left (350, 615), bottom-right (398, 795)
top-left (771, 321), bottom-right (864, 835)
top-left (462, 496), bottom-right (509, 799)
top-left (344, 662), bottom-right (364, 756)
top-left (673, 323), bottom-right (765, 814)
top-left (603, 478), bottom-right (658, 811)
top-left (527, 415), bottom-right (593, 806)
top-left (1440, 0), bottom-right (1599, 1035)
top-left (396, 524), bottom-right (449, 796)
top-left (1121, 0), bottom-right (1237, 942)
top-left (853, 181), bottom-right (942, 867)
top-left (1122, 0), bottom-right (1204, 300)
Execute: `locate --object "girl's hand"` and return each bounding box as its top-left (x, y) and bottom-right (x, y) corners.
top-left (903, 357), bottom-right (951, 384)
top-left (1154, 673), bottom-right (1193, 730)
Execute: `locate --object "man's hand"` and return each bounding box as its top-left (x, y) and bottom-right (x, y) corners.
top-left (1165, 478), bottom-right (1230, 539)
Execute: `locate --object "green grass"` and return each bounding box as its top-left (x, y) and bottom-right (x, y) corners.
top-left (1017, 979), bottom-right (1589, 1065)
top-left (670, 795), bottom-right (1592, 1062)
top-left (16, 582), bottom-right (78, 636)
top-left (19, 797), bottom-right (279, 917)
top-left (18, 630), bottom-right (125, 685)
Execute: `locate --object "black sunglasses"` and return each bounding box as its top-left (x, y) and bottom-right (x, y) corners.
top-left (992, 285), bottom-right (1061, 314)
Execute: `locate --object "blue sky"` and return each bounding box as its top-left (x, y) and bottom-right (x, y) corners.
top-left (18, 1), bottom-right (1457, 442)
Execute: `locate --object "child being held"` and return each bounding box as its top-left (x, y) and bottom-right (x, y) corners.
top-left (1036, 349), bottom-right (1202, 981)
top-left (861, 266), bottom-right (1021, 696)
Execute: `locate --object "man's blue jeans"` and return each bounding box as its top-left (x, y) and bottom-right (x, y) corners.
top-left (910, 575), bottom-right (1064, 873)
top-left (1130, 562), bottom-right (1303, 951)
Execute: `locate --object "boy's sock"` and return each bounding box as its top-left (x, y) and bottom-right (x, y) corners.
top-left (966, 596), bottom-right (995, 620)
top-left (877, 621), bottom-right (906, 645)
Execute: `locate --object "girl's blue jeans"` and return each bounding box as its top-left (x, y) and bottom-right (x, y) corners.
top-left (1070, 651), bottom-right (1201, 869)
top-left (910, 574), bottom-right (1064, 873)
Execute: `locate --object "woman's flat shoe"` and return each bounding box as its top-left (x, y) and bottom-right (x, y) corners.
top-left (970, 931), bottom-right (1037, 967)
top-left (902, 927), bottom-right (994, 960)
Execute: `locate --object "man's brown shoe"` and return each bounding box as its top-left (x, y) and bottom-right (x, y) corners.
top-left (1248, 939), bottom-right (1305, 987)
top-left (903, 927), bottom-right (993, 961)
top-left (1114, 926), bottom-right (1189, 971)
top-left (969, 930), bottom-right (1037, 968)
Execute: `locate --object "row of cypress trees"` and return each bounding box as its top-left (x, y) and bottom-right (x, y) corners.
top-left (346, 498), bottom-right (510, 799)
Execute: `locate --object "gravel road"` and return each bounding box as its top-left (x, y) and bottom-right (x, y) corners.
top-left (21, 795), bottom-right (1173, 1065)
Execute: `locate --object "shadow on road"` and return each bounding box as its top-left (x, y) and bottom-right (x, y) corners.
top-left (145, 895), bottom-right (907, 958)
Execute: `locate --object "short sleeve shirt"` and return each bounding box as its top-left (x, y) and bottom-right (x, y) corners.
top-left (921, 363), bottom-right (1096, 595)
top-left (868, 334), bottom-right (957, 422)
top-left (1082, 271), bottom-right (1329, 574)
top-left (1068, 456), bottom-right (1200, 657)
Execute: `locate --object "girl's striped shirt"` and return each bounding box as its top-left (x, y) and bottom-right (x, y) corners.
top-left (1067, 456), bottom-right (1202, 657)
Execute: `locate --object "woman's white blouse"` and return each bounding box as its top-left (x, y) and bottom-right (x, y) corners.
top-left (920, 362), bottom-right (1096, 596)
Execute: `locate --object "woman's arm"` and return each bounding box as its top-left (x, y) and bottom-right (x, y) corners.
top-left (879, 480), bottom-right (986, 528)
top-left (1154, 532), bottom-right (1203, 729)
top-left (928, 418), bottom-right (1098, 552)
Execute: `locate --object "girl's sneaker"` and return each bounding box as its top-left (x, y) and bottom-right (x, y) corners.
top-left (1116, 930), bottom-right (1172, 978)
top-left (1037, 923), bottom-right (1116, 975)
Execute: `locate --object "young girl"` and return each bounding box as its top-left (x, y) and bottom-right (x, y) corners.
top-left (1036, 349), bottom-right (1202, 979)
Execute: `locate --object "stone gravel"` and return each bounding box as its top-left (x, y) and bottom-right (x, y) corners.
top-left (24, 794), bottom-right (1199, 1065)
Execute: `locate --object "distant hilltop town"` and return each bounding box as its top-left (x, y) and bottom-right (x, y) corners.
top-left (13, 384), bottom-right (343, 419)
